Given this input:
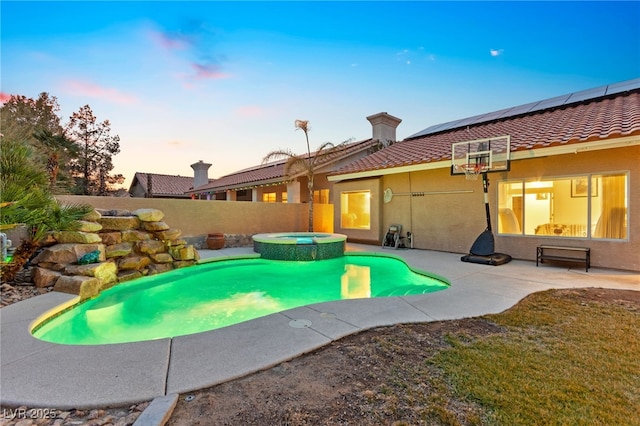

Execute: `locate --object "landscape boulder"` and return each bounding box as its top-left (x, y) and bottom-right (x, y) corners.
top-left (54, 275), bottom-right (101, 300)
top-left (33, 267), bottom-right (61, 288)
top-left (133, 208), bottom-right (165, 222)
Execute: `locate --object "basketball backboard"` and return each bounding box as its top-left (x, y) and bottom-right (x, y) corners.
top-left (451, 135), bottom-right (511, 176)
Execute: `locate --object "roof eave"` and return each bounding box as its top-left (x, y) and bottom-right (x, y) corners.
top-left (328, 135), bottom-right (640, 182)
top-left (186, 177), bottom-right (290, 194)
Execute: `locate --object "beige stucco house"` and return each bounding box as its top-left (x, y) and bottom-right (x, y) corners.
top-left (128, 172), bottom-right (204, 199)
top-left (185, 113), bottom-right (398, 205)
top-left (328, 79), bottom-right (640, 271)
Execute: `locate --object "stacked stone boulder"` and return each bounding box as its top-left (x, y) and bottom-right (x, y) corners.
top-left (31, 208), bottom-right (199, 300)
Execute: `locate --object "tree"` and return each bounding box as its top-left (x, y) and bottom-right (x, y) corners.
top-left (33, 129), bottom-right (79, 191)
top-left (0, 93), bottom-right (63, 145)
top-left (0, 137), bottom-right (91, 283)
top-left (0, 93), bottom-right (79, 193)
top-left (263, 120), bottom-right (343, 232)
top-left (65, 105), bottom-right (122, 195)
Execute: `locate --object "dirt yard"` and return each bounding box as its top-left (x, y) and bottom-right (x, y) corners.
top-left (165, 288), bottom-right (640, 426)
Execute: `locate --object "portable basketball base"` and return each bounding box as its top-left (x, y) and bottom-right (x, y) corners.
top-left (452, 136), bottom-right (512, 266)
top-left (459, 171), bottom-right (512, 266)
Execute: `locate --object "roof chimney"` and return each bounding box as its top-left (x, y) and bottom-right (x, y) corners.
top-left (191, 160), bottom-right (212, 189)
top-left (366, 112), bottom-right (402, 144)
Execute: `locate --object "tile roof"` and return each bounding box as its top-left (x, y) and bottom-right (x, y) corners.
top-left (190, 139), bottom-right (378, 192)
top-left (130, 173), bottom-right (198, 196)
top-left (409, 78), bottom-right (640, 138)
top-left (197, 161), bottom-right (287, 191)
top-left (332, 87), bottom-right (640, 176)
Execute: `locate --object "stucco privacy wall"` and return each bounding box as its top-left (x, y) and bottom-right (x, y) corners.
top-left (56, 196), bottom-right (334, 240)
top-left (333, 145), bottom-right (639, 271)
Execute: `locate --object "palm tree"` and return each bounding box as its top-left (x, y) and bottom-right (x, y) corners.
top-left (0, 137), bottom-right (91, 283)
top-left (263, 120), bottom-right (342, 232)
top-left (33, 128), bottom-right (79, 191)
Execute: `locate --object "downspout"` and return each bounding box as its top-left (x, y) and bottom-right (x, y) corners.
top-left (408, 172), bottom-right (414, 247)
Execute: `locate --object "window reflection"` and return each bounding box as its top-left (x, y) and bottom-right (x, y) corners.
top-left (498, 173), bottom-right (628, 240)
top-left (340, 191), bottom-right (371, 229)
top-left (341, 264), bottom-right (371, 298)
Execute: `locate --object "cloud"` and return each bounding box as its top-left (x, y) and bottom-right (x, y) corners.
top-left (490, 49), bottom-right (504, 57)
top-left (192, 63), bottom-right (230, 80)
top-left (149, 20), bottom-right (229, 84)
top-left (396, 48), bottom-right (435, 64)
top-left (0, 92), bottom-right (11, 104)
top-left (396, 49), bottom-right (412, 65)
top-left (61, 80), bottom-right (137, 104)
top-left (149, 29), bottom-right (191, 51)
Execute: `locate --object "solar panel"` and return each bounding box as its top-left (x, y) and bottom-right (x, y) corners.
top-left (452, 116), bottom-right (481, 128)
top-left (565, 87), bottom-right (607, 103)
top-left (469, 107), bottom-right (512, 123)
top-left (408, 78), bottom-right (640, 139)
top-left (533, 94), bottom-right (572, 111)
top-left (606, 78), bottom-right (640, 95)
top-left (499, 101), bottom-right (539, 117)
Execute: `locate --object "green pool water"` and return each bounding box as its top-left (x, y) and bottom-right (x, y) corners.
top-left (32, 254), bottom-right (449, 345)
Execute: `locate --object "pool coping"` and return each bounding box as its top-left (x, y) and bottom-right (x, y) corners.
top-left (252, 232), bottom-right (348, 244)
top-left (1, 244), bottom-right (638, 409)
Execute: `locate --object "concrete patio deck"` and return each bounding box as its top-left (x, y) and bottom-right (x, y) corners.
top-left (1, 244), bottom-right (638, 409)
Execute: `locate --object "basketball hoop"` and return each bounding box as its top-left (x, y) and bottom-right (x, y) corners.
top-left (455, 163), bottom-right (486, 180)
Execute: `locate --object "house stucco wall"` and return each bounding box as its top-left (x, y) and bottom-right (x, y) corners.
top-left (332, 178), bottom-right (382, 243)
top-left (381, 168), bottom-right (478, 254)
top-left (496, 145), bottom-right (639, 271)
top-left (333, 145), bottom-right (639, 271)
top-left (129, 181), bottom-right (145, 198)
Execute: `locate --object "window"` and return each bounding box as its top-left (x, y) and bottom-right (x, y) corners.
top-left (340, 191), bottom-right (371, 229)
top-left (313, 189), bottom-right (330, 204)
top-left (236, 189), bottom-right (251, 201)
top-left (591, 174), bottom-right (628, 239)
top-left (498, 172), bottom-right (628, 240)
top-left (262, 192), bottom-right (276, 203)
top-left (281, 192), bottom-right (288, 203)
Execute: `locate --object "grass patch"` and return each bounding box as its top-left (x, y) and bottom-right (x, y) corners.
top-left (166, 288), bottom-right (638, 426)
top-left (432, 289), bottom-right (640, 425)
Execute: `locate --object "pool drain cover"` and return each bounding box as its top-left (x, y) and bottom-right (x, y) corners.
top-left (289, 319), bottom-right (312, 328)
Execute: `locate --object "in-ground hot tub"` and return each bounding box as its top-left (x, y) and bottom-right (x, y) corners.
top-left (252, 232), bottom-right (347, 261)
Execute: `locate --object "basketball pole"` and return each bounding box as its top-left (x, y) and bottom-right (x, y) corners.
top-left (482, 171), bottom-right (492, 232)
top-left (465, 170), bottom-right (496, 257)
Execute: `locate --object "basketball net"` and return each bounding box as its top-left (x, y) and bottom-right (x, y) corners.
top-left (455, 163), bottom-right (486, 180)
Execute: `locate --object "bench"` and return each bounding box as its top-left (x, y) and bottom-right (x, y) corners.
top-left (536, 245), bottom-right (590, 272)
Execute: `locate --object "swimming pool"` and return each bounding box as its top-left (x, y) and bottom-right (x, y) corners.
top-left (32, 253), bottom-right (449, 345)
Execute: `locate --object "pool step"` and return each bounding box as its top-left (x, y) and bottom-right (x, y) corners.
top-left (375, 285), bottom-right (433, 297)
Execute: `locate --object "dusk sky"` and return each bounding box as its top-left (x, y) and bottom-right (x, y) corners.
top-left (2, 1), bottom-right (639, 188)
